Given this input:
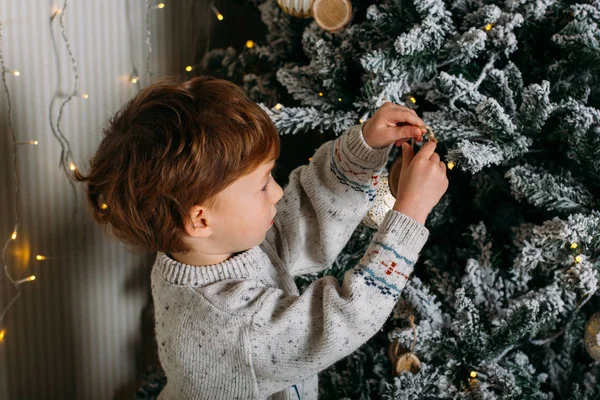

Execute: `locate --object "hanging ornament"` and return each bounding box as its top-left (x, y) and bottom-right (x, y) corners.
top-left (362, 170), bottom-right (396, 229)
top-left (276, 0), bottom-right (352, 31)
top-left (387, 315), bottom-right (421, 375)
top-left (584, 312), bottom-right (600, 360)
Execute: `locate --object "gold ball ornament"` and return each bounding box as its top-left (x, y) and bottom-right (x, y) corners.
top-left (388, 338), bottom-right (421, 375)
top-left (584, 312), bottom-right (600, 360)
top-left (277, 0), bottom-right (352, 31)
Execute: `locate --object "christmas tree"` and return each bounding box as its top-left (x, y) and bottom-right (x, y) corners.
top-left (144, 0), bottom-right (600, 398)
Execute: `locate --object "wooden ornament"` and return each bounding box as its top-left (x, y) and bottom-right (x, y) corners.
top-left (584, 312), bottom-right (600, 360)
top-left (387, 315), bottom-right (421, 375)
top-left (311, 0), bottom-right (352, 31)
top-left (388, 155), bottom-right (402, 200)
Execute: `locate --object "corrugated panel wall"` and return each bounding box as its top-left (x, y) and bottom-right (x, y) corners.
top-left (0, 0), bottom-right (242, 398)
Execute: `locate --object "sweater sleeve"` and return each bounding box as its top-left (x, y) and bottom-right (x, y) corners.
top-left (264, 122), bottom-right (396, 277)
top-left (249, 209), bottom-right (429, 393)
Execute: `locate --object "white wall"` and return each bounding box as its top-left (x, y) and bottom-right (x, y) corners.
top-left (0, 0), bottom-right (214, 398)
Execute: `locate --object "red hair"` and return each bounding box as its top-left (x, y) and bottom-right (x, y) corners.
top-left (74, 76), bottom-right (280, 254)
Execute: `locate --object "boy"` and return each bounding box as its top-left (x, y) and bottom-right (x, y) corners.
top-left (75, 76), bottom-right (448, 399)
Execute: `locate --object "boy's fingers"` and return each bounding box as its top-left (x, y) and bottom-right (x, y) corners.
top-left (415, 140), bottom-right (437, 160)
top-left (388, 106), bottom-right (425, 128)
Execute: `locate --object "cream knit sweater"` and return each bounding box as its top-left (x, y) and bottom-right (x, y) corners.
top-left (151, 123), bottom-right (430, 399)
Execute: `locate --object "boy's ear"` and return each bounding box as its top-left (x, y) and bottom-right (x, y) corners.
top-left (184, 206), bottom-right (213, 238)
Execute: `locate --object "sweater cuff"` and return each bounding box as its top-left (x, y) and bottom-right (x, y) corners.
top-left (342, 123), bottom-right (393, 169)
top-left (376, 209), bottom-right (430, 255)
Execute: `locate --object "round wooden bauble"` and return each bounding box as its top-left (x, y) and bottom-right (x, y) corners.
top-left (585, 312), bottom-right (600, 360)
top-left (311, 0), bottom-right (352, 31)
top-left (388, 338), bottom-right (421, 375)
top-left (388, 155), bottom-right (402, 199)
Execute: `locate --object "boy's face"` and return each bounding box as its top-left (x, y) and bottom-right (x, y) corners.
top-left (173, 159), bottom-right (283, 266)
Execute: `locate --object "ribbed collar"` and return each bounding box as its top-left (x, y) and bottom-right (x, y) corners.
top-left (154, 245), bottom-right (273, 286)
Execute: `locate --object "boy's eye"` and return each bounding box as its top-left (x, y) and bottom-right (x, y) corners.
top-left (261, 176), bottom-right (270, 191)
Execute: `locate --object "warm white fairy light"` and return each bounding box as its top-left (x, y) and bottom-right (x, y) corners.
top-left (153, 2), bottom-right (165, 9)
top-left (81, 93), bottom-right (88, 99)
top-left (10, 231), bottom-right (17, 240)
top-left (69, 162), bottom-right (76, 171)
top-left (0, 329), bottom-right (5, 342)
top-left (319, 92), bottom-right (323, 97)
top-left (16, 141), bottom-right (39, 146)
top-left (274, 103), bottom-right (282, 110)
top-left (211, 5), bottom-right (224, 20)
top-left (185, 65), bottom-right (193, 72)
top-left (246, 40), bottom-right (254, 49)
top-left (15, 276), bottom-right (35, 285)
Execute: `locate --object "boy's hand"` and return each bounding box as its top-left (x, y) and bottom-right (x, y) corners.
top-left (362, 102), bottom-right (427, 149)
top-left (392, 141), bottom-right (449, 225)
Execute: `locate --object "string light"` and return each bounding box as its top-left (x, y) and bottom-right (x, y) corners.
top-left (0, 11), bottom-right (26, 327)
top-left (51, 8), bottom-right (62, 21)
top-left (274, 103), bottom-right (282, 110)
top-left (359, 112), bottom-right (369, 124)
top-left (0, 329), bottom-right (5, 342)
top-left (409, 96), bottom-right (417, 103)
top-left (308, 157), bottom-right (313, 162)
top-left (100, 203), bottom-right (108, 210)
top-left (81, 93), bottom-right (88, 99)
top-left (131, 76), bottom-right (139, 83)
top-left (318, 92), bottom-right (323, 97)
top-left (447, 162), bottom-right (455, 170)
top-left (16, 141), bottom-right (39, 146)
top-left (69, 162), bottom-right (77, 171)
top-left (3, 67), bottom-right (19, 76)
top-left (185, 65), bottom-right (192, 72)
top-left (246, 40), bottom-right (254, 49)
top-left (153, 2), bottom-right (165, 9)
top-left (338, 97), bottom-right (342, 102)
top-left (484, 23), bottom-right (493, 31)
top-left (575, 255), bottom-right (583, 263)
top-left (36, 255), bottom-right (45, 260)
top-left (15, 276), bottom-right (36, 285)
top-left (470, 371), bottom-right (477, 378)
top-left (571, 242), bottom-right (578, 249)
top-left (211, 5), bottom-right (224, 20)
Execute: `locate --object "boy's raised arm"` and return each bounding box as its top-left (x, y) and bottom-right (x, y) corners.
top-left (250, 207), bottom-right (429, 395)
top-left (263, 123), bottom-right (398, 276)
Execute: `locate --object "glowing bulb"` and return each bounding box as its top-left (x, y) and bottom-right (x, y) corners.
top-left (470, 371), bottom-right (477, 378)
top-left (485, 23), bottom-right (492, 31)
top-left (15, 275), bottom-right (36, 285)
top-left (185, 66), bottom-right (192, 72)
top-left (158, 3), bottom-right (165, 8)
top-left (274, 103), bottom-right (282, 110)
top-left (81, 93), bottom-right (88, 99)
top-left (36, 255), bottom-right (46, 260)
top-left (571, 242), bottom-right (578, 249)
top-left (11, 231), bottom-right (17, 240)
top-left (246, 40), bottom-right (254, 49)
top-left (13, 70), bottom-right (20, 76)
top-left (318, 92), bottom-right (323, 97)
top-left (447, 162), bottom-right (455, 170)
top-left (308, 157), bottom-right (313, 162)
top-left (101, 203), bottom-right (108, 210)
top-left (359, 119), bottom-right (364, 123)
top-left (575, 255), bottom-right (582, 263)
top-left (338, 98), bottom-right (342, 102)
top-left (131, 77), bottom-right (138, 83)
top-left (0, 329), bottom-right (5, 342)
top-left (31, 141), bottom-right (38, 145)
top-left (409, 96), bottom-right (417, 103)
top-left (69, 162), bottom-right (76, 171)
top-left (217, 13), bottom-right (224, 20)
